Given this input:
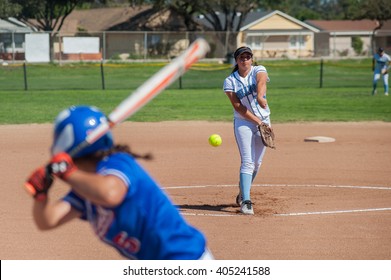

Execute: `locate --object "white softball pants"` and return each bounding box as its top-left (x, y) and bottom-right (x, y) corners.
top-left (234, 118), bottom-right (269, 176)
top-left (373, 71), bottom-right (389, 93)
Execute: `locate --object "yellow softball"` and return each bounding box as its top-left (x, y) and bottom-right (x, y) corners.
top-left (208, 134), bottom-right (222, 147)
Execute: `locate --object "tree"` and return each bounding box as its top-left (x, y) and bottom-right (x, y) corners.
top-left (352, 0), bottom-right (391, 52)
top-left (0, 0), bottom-right (22, 18)
top-left (149, 0), bottom-right (261, 54)
top-left (354, 0), bottom-right (391, 27)
top-left (196, 0), bottom-right (259, 32)
top-left (151, 0), bottom-right (260, 32)
top-left (258, 0), bottom-right (341, 20)
top-left (9, 0), bottom-right (107, 32)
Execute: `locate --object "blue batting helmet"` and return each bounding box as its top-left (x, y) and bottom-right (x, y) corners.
top-left (51, 105), bottom-right (114, 158)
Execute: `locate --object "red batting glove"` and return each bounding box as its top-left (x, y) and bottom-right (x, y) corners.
top-left (49, 152), bottom-right (78, 180)
top-left (25, 166), bottom-right (54, 201)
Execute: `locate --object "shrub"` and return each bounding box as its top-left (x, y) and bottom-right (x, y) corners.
top-left (352, 36), bottom-right (363, 55)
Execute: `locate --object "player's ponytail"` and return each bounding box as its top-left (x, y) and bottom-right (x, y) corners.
top-left (83, 144), bottom-right (153, 161)
top-left (231, 64), bottom-right (239, 73)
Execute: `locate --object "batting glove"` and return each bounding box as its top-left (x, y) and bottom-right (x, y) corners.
top-left (25, 166), bottom-right (54, 201)
top-left (49, 152), bottom-right (78, 180)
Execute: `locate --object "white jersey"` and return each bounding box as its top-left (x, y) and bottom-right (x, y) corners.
top-left (223, 65), bottom-right (270, 121)
top-left (374, 52), bottom-right (391, 73)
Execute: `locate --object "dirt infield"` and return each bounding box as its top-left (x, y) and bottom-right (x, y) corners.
top-left (1, 121), bottom-right (391, 260)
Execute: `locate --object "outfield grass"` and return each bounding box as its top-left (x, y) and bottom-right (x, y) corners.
top-left (1, 59), bottom-right (389, 124)
top-left (0, 86), bottom-right (389, 124)
top-left (0, 59), bottom-right (373, 91)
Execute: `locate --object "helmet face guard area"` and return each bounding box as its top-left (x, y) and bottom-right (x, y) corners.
top-left (51, 105), bottom-right (114, 158)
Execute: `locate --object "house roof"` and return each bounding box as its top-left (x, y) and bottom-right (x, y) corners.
top-left (0, 18), bottom-right (34, 32)
top-left (58, 6), bottom-right (198, 33)
top-left (240, 10), bottom-right (319, 33)
top-left (305, 19), bottom-right (391, 36)
top-left (194, 11), bottom-right (269, 31)
top-left (108, 7), bottom-right (196, 31)
top-left (377, 20), bottom-right (391, 35)
top-left (305, 20), bottom-right (377, 32)
top-left (58, 6), bottom-right (151, 33)
top-left (195, 10), bottom-right (319, 32)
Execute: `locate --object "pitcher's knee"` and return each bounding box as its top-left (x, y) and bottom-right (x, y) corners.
top-left (240, 162), bottom-right (255, 174)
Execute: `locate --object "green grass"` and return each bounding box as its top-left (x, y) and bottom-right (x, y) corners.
top-left (0, 59), bottom-right (389, 124)
top-left (0, 63), bottom-right (232, 91)
top-left (0, 87), bottom-right (390, 124)
top-left (0, 59), bottom-right (374, 91)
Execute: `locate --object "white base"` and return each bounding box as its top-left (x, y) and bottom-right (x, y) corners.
top-left (304, 136), bottom-right (336, 143)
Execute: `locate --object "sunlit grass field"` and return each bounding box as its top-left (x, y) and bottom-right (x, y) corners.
top-left (0, 59), bottom-right (390, 124)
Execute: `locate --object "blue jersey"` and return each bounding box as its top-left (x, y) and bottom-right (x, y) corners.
top-left (223, 65), bottom-right (270, 121)
top-left (63, 152), bottom-right (206, 260)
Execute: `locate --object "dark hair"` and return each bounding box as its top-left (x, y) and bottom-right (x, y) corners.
top-left (231, 64), bottom-right (239, 74)
top-left (231, 46), bottom-right (254, 73)
top-left (233, 46), bottom-right (253, 60)
top-left (84, 144), bottom-right (153, 161)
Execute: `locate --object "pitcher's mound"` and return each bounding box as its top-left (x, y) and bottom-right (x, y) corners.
top-left (304, 136), bottom-right (336, 143)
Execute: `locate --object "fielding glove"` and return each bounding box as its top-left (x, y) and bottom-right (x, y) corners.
top-left (257, 123), bottom-right (276, 149)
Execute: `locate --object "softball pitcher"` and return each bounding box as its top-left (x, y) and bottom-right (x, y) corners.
top-left (223, 46), bottom-right (271, 215)
top-left (372, 47), bottom-right (390, 96)
top-left (25, 105), bottom-right (213, 260)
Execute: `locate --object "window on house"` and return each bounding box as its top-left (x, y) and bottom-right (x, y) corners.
top-left (245, 35), bottom-right (266, 50)
top-left (290, 35), bottom-right (305, 48)
top-left (0, 33), bottom-right (26, 51)
top-left (0, 33), bottom-right (12, 51)
top-left (14, 33), bottom-right (25, 49)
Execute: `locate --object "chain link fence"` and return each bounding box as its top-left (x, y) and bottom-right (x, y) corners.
top-left (0, 30), bottom-right (376, 63)
top-left (0, 30), bottom-right (376, 91)
top-left (0, 59), bottom-right (373, 91)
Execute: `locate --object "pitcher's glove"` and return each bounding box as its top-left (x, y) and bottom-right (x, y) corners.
top-left (257, 123), bottom-right (276, 149)
top-left (381, 68), bottom-right (389, 75)
top-left (25, 166), bottom-right (54, 201)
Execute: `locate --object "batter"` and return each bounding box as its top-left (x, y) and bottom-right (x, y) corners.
top-left (25, 105), bottom-right (213, 260)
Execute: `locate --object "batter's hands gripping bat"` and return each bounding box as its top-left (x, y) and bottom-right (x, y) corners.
top-left (24, 38), bottom-right (210, 198)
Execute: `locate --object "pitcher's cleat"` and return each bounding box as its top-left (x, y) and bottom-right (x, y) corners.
top-left (240, 200), bottom-right (254, 215)
top-left (236, 193), bottom-right (243, 206)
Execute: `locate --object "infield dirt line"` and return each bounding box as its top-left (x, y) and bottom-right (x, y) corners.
top-left (275, 207), bottom-right (391, 217)
top-left (180, 207), bottom-right (391, 218)
top-left (171, 184), bottom-right (391, 217)
top-left (164, 184), bottom-right (391, 190)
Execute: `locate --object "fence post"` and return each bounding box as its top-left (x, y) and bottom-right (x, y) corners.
top-left (11, 32), bottom-right (15, 62)
top-left (23, 62), bottom-right (28, 91)
top-left (100, 60), bottom-right (105, 90)
top-left (103, 31), bottom-right (106, 61)
top-left (144, 32), bottom-right (147, 61)
top-left (319, 58), bottom-right (324, 88)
